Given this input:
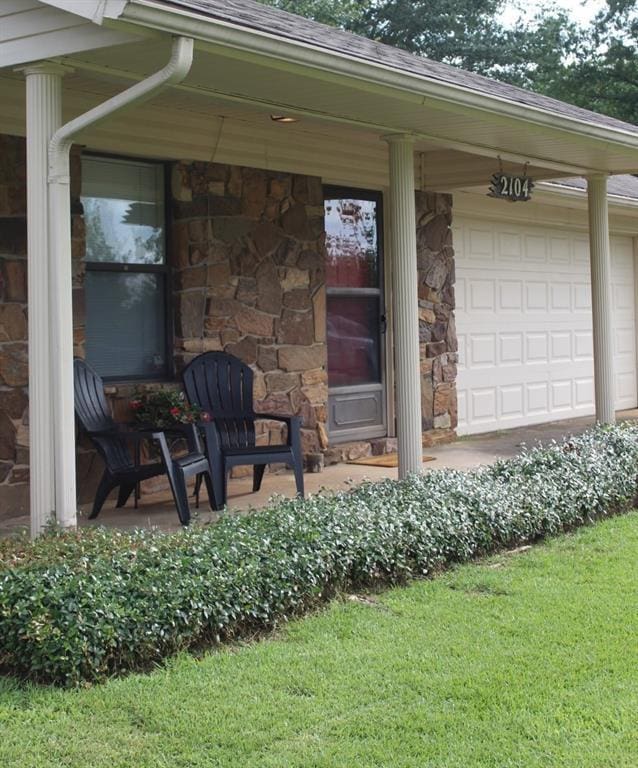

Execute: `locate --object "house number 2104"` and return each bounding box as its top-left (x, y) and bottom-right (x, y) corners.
top-left (488, 173), bottom-right (534, 202)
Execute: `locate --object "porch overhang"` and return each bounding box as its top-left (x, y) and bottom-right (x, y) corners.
top-left (4, 0), bottom-right (638, 189)
top-left (110, 0), bottom-right (638, 183)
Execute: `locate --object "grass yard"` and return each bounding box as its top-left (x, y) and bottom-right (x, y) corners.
top-left (1, 511), bottom-right (637, 768)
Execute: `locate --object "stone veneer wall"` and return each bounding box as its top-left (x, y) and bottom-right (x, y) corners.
top-left (0, 135), bottom-right (29, 520)
top-left (416, 191), bottom-right (458, 441)
top-left (170, 161), bottom-right (328, 459)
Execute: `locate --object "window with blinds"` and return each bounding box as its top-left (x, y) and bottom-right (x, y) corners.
top-left (81, 155), bottom-right (169, 380)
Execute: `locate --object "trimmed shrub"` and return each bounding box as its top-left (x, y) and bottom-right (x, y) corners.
top-left (1, 423), bottom-right (638, 685)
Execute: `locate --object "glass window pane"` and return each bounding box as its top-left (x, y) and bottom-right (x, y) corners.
top-left (81, 157), bottom-right (165, 265)
top-left (85, 272), bottom-right (166, 379)
top-left (327, 296), bottom-right (381, 387)
top-left (325, 198), bottom-right (379, 288)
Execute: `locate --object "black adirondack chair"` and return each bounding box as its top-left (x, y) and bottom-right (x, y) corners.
top-left (182, 352), bottom-right (305, 510)
top-left (73, 358), bottom-right (214, 525)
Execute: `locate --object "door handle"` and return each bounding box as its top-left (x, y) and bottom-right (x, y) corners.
top-left (380, 314), bottom-right (387, 334)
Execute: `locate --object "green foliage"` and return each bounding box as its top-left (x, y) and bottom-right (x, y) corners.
top-left (2, 424), bottom-right (638, 686)
top-left (533, 1), bottom-right (638, 124)
top-left (129, 389), bottom-right (205, 428)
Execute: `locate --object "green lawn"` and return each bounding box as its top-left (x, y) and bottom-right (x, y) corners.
top-left (1, 512), bottom-right (637, 768)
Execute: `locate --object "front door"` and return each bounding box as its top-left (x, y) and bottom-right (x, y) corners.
top-left (324, 187), bottom-right (386, 442)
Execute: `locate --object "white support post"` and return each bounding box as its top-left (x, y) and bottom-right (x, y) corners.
top-left (587, 174), bottom-right (616, 424)
top-left (48, 139), bottom-right (78, 528)
top-left (23, 63), bottom-right (66, 537)
top-left (384, 134), bottom-right (422, 478)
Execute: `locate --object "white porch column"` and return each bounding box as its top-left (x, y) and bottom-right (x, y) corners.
top-left (385, 134), bottom-right (422, 478)
top-left (23, 63), bottom-right (66, 536)
top-left (48, 131), bottom-right (77, 529)
top-left (587, 174), bottom-right (616, 424)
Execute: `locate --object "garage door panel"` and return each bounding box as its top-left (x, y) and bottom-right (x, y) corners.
top-left (573, 283), bottom-right (592, 310)
top-left (455, 276), bottom-right (466, 312)
top-left (468, 333), bottom-right (496, 368)
top-left (499, 280), bottom-right (523, 310)
top-left (612, 237), bottom-right (633, 269)
top-left (550, 332), bottom-right (571, 361)
top-left (573, 238), bottom-right (590, 265)
top-left (526, 333), bottom-right (548, 363)
top-left (501, 385), bottom-right (524, 417)
top-left (455, 217), bottom-right (636, 435)
top-left (614, 282), bottom-right (633, 311)
top-left (551, 380), bottom-right (573, 411)
top-left (469, 280), bottom-right (495, 311)
top-left (550, 283), bottom-right (571, 311)
top-left (617, 371), bottom-right (636, 402)
top-left (573, 330), bottom-right (593, 360)
top-left (468, 227), bottom-right (493, 259)
top-left (498, 231), bottom-right (522, 260)
top-left (524, 234), bottom-right (547, 262)
top-left (500, 333), bottom-right (523, 365)
top-left (550, 236), bottom-right (571, 263)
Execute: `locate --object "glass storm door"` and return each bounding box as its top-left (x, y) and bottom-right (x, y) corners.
top-left (324, 188), bottom-right (387, 442)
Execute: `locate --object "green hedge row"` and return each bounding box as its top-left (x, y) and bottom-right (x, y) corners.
top-left (1, 424), bottom-right (638, 685)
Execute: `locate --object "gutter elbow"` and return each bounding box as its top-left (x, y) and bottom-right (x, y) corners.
top-left (49, 35), bottom-right (194, 178)
top-left (164, 35), bottom-right (194, 86)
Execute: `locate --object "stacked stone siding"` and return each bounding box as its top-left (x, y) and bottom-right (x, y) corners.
top-left (416, 191), bottom-right (457, 441)
top-left (170, 161), bottom-right (328, 459)
top-left (0, 135), bottom-right (29, 519)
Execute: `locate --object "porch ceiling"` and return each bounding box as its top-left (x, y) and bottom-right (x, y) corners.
top-left (3, 30), bottom-right (638, 190)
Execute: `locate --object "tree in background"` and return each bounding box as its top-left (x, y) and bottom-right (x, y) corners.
top-left (540, 0), bottom-right (638, 124)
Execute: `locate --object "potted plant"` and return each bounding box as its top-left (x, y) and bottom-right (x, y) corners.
top-left (129, 389), bottom-right (209, 428)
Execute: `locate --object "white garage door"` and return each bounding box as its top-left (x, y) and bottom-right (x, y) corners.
top-left (455, 217), bottom-right (637, 435)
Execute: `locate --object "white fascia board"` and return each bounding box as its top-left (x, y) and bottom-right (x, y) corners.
top-left (120, 0), bottom-right (638, 165)
top-left (38, 1), bottom-right (128, 23)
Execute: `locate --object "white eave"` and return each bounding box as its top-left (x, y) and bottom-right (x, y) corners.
top-left (4, 0), bottom-right (638, 190)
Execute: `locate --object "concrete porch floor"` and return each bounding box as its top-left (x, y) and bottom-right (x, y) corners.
top-left (3, 409), bottom-right (637, 535)
top-left (80, 408), bottom-right (638, 531)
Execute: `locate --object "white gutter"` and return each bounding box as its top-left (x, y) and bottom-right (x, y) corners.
top-left (47, 34), bottom-right (194, 527)
top-left (118, 0), bottom-right (638, 160)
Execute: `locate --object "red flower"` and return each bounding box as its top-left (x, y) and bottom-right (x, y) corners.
top-left (130, 400), bottom-right (142, 410)
top-left (169, 407), bottom-right (181, 417)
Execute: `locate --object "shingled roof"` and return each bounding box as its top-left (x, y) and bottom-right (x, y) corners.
top-left (160, 0), bottom-right (638, 137)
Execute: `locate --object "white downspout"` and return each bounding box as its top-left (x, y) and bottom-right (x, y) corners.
top-left (48, 35), bottom-right (194, 528)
